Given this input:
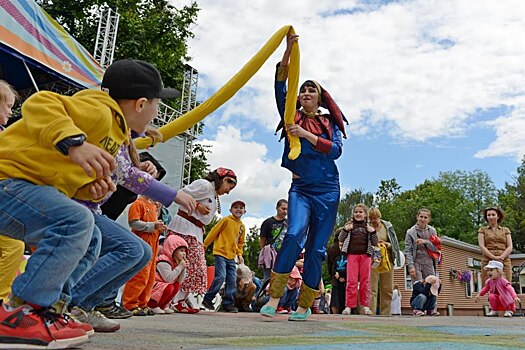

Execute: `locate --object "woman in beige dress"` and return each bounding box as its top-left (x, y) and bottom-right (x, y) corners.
top-left (478, 206), bottom-right (513, 285)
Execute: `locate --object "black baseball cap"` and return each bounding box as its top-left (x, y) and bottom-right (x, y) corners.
top-left (101, 59), bottom-right (180, 100)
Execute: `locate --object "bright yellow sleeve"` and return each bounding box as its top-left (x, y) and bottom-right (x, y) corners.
top-left (203, 218), bottom-right (227, 249)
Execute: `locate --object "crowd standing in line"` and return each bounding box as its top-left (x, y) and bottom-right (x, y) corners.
top-left (0, 40), bottom-right (522, 350)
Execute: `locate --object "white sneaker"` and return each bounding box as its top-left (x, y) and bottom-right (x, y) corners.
top-left (342, 307), bottom-right (352, 315)
top-left (503, 310), bottom-right (513, 317)
top-left (163, 307), bottom-right (175, 314)
top-left (486, 310), bottom-right (498, 317)
top-left (150, 307), bottom-right (165, 314)
top-left (363, 307), bottom-right (373, 315)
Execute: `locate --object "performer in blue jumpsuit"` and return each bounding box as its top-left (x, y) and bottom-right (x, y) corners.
top-left (260, 33), bottom-right (347, 321)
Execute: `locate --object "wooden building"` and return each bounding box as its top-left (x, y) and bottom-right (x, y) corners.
top-left (393, 236), bottom-right (525, 316)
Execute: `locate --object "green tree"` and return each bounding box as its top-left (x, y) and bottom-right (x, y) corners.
top-left (437, 170), bottom-right (497, 228)
top-left (499, 157), bottom-right (525, 252)
top-left (243, 226), bottom-right (262, 277)
top-left (203, 215), bottom-right (220, 266)
top-left (375, 178), bottom-right (401, 204)
top-left (379, 180), bottom-right (476, 247)
top-left (336, 189), bottom-right (374, 227)
top-left (189, 142), bottom-right (211, 182)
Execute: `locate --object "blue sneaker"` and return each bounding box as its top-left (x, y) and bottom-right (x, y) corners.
top-left (259, 305), bottom-right (276, 318)
top-left (288, 308), bottom-right (312, 321)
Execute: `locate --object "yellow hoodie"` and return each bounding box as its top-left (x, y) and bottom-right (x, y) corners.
top-left (0, 89), bottom-right (129, 201)
top-left (203, 215), bottom-right (245, 260)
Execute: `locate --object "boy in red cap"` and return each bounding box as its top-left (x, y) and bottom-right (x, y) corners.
top-left (202, 200), bottom-right (246, 312)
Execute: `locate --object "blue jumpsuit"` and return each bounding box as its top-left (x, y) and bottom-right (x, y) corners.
top-left (273, 70), bottom-right (343, 290)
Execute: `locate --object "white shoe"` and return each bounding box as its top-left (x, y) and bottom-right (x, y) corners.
top-left (163, 307), bottom-right (175, 314)
top-left (342, 307), bottom-right (352, 315)
top-left (363, 307), bottom-right (373, 315)
top-left (150, 307), bottom-right (165, 314)
top-left (486, 310), bottom-right (498, 317)
top-left (503, 310), bottom-right (513, 317)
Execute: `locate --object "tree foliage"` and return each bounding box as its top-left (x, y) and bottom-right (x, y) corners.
top-left (437, 170), bottom-right (497, 228)
top-left (189, 142), bottom-right (211, 183)
top-left (499, 157), bottom-right (525, 252)
top-left (336, 189), bottom-right (373, 228)
top-left (375, 178), bottom-right (401, 204)
top-left (243, 226), bottom-right (263, 277)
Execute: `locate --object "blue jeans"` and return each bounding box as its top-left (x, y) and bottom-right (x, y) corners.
top-left (410, 294), bottom-right (436, 311)
top-left (70, 213), bottom-right (152, 310)
top-left (278, 287), bottom-right (299, 310)
top-left (0, 179), bottom-right (94, 307)
top-left (204, 255), bottom-right (236, 306)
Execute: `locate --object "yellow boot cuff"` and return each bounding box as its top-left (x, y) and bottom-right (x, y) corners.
top-left (298, 283), bottom-right (320, 309)
top-left (269, 270), bottom-right (291, 298)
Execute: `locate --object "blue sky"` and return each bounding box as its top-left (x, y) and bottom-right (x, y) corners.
top-left (170, 0), bottom-right (525, 228)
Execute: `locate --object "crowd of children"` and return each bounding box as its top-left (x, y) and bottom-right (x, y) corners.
top-left (0, 46), bottom-right (522, 349)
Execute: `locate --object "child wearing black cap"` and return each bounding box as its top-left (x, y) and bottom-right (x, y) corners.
top-left (0, 59), bottom-right (196, 348)
top-left (202, 200), bottom-right (247, 313)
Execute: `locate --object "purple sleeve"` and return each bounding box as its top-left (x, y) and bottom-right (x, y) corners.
top-left (143, 180), bottom-right (177, 207)
top-left (114, 145), bottom-right (176, 207)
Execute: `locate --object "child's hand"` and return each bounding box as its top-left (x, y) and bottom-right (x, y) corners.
top-left (196, 203), bottom-right (211, 215)
top-left (89, 176), bottom-right (116, 200)
top-left (154, 220), bottom-right (167, 231)
top-left (475, 295), bottom-right (480, 303)
top-left (179, 258), bottom-right (187, 268)
top-left (515, 297), bottom-right (521, 303)
top-left (174, 191), bottom-right (197, 214)
top-left (139, 160), bottom-right (158, 177)
top-left (69, 142), bottom-right (116, 179)
top-left (335, 272), bottom-right (340, 279)
top-left (237, 256), bottom-right (244, 264)
top-left (366, 224), bottom-right (375, 233)
top-left (339, 277), bottom-right (345, 283)
top-left (344, 221), bottom-right (353, 231)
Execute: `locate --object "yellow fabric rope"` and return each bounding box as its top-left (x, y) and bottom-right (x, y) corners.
top-left (135, 25), bottom-right (302, 160)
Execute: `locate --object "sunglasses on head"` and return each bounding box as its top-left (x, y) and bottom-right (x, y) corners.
top-left (226, 178), bottom-right (237, 185)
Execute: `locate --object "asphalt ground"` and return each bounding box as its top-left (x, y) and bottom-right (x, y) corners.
top-left (84, 311), bottom-right (525, 350)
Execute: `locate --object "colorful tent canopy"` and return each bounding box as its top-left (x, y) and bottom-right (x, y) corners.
top-left (0, 0), bottom-right (103, 90)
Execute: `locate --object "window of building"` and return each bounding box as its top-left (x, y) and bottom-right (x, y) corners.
top-left (466, 270), bottom-right (481, 298)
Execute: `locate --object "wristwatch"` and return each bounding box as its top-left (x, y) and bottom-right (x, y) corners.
top-left (56, 134), bottom-right (87, 155)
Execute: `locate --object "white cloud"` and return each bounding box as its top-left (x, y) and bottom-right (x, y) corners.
top-left (173, 0), bottom-right (525, 158)
top-left (198, 125), bottom-right (290, 218)
top-left (475, 106), bottom-right (525, 161)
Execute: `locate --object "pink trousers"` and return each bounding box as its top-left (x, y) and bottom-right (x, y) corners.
top-left (345, 254), bottom-right (371, 308)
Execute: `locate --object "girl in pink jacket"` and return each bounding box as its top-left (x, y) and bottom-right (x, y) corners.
top-left (148, 235), bottom-right (190, 314)
top-left (476, 260), bottom-right (520, 317)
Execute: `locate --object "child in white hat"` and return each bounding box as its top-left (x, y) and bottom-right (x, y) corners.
top-left (476, 260), bottom-right (520, 317)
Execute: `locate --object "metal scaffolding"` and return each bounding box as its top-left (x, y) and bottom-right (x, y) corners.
top-left (93, 6), bottom-right (120, 69)
top-left (153, 64), bottom-right (199, 187)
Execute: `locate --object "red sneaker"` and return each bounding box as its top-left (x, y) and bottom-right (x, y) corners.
top-left (172, 301), bottom-right (199, 314)
top-left (276, 307), bottom-right (289, 314)
top-left (0, 302), bottom-right (89, 349)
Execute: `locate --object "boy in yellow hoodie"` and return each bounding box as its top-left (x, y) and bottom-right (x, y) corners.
top-left (202, 200), bottom-right (246, 313)
top-left (0, 59), bottom-right (187, 348)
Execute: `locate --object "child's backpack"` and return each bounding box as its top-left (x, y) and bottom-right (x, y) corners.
top-left (374, 242), bottom-right (392, 273)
